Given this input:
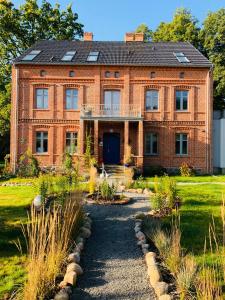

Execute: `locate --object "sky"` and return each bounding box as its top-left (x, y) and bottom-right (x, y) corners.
top-left (16, 0), bottom-right (225, 41)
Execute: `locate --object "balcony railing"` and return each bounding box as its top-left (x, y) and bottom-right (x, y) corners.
top-left (80, 104), bottom-right (142, 119)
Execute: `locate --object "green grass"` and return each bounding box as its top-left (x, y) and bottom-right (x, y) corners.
top-left (146, 175), bottom-right (225, 183)
top-left (0, 186), bottom-right (36, 298)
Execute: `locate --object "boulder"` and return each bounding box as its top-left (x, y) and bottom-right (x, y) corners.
top-left (143, 188), bottom-right (149, 195)
top-left (148, 264), bottom-right (161, 287)
top-left (33, 195), bottom-right (42, 208)
top-left (75, 237), bottom-right (84, 244)
top-left (145, 252), bottom-right (156, 266)
top-left (136, 231), bottom-right (145, 240)
top-left (59, 280), bottom-right (67, 288)
top-left (64, 270), bottom-right (77, 285)
top-left (134, 225), bottom-right (141, 233)
top-left (80, 227), bottom-right (91, 238)
top-left (54, 290), bottom-right (69, 300)
top-left (142, 243), bottom-right (149, 250)
top-left (154, 282), bottom-right (169, 297)
top-left (67, 252), bottom-right (80, 263)
top-left (159, 295), bottom-right (171, 300)
top-left (66, 263), bottom-right (83, 276)
top-left (137, 188), bottom-right (143, 194)
top-left (142, 248), bottom-right (149, 254)
top-left (76, 242), bottom-right (84, 251)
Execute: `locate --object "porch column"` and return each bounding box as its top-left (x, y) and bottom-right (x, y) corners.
top-left (94, 120), bottom-right (99, 160)
top-left (138, 120), bottom-right (144, 168)
top-left (124, 120), bottom-right (129, 160)
top-left (79, 119), bottom-right (84, 155)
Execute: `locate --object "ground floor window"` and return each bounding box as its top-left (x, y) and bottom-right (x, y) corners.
top-left (36, 131), bottom-right (48, 153)
top-left (66, 132), bottom-right (78, 153)
top-left (176, 133), bottom-right (188, 155)
top-left (145, 133), bottom-right (158, 155)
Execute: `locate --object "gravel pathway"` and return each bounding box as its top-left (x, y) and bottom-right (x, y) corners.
top-left (71, 198), bottom-right (156, 300)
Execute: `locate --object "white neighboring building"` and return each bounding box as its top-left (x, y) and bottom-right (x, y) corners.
top-left (213, 110), bottom-right (225, 173)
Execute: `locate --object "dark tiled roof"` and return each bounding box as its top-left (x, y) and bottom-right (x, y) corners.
top-left (14, 40), bottom-right (212, 68)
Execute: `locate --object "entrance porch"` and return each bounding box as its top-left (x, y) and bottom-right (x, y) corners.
top-left (79, 120), bottom-right (144, 167)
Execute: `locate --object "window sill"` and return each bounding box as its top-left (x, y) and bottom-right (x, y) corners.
top-left (65, 109), bottom-right (80, 112)
top-left (144, 154), bottom-right (159, 156)
top-left (33, 109), bottom-right (50, 111)
top-left (175, 154), bottom-right (189, 157)
top-left (145, 110), bottom-right (159, 112)
top-left (175, 110), bottom-right (189, 113)
top-left (34, 153), bottom-right (49, 156)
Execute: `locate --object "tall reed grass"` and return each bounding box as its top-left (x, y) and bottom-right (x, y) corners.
top-left (17, 192), bottom-right (83, 300)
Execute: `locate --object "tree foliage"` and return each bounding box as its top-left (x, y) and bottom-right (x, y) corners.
top-left (135, 23), bottom-right (152, 41)
top-left (0, 0), bottom-right (83, 138)
top-left (152, 8), bottom-right (200, 48)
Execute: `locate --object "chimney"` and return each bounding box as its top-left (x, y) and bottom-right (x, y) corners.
top-left (135, 33), bottom-right (144, 42)
top-left (84, 32), bottom-right (93, 41)
top-left (125, 32), bottom-right (135, 42)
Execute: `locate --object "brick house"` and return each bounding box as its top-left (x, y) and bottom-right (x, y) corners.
top-left (11, 32), bottom-right (213, 173)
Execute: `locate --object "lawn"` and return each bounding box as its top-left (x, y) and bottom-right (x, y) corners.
top-left (177, 184), bottom-right (224, 264)
top-left (146, 175), bottom-right (225, 183)
top-left (0, 185), bottom-right (36, 298)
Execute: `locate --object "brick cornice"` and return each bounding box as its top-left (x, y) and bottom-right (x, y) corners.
top-left (131, 79), bottom-right (205, 85)
top-left (19, 118), bottom-right (80, 125)
top-left (144, 120), bottom-right (205, 126)
top-left (20, 78), bottom-right (95, 84)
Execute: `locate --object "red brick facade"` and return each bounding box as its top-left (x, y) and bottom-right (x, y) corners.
top-left (10, 46), bottom-right (213, 173)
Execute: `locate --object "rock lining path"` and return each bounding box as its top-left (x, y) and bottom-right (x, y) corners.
top-left (72, 197), bottom-right (156, 300)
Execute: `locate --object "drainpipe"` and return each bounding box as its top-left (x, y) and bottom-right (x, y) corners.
top-left (13, 67), bottom-right (19, 173)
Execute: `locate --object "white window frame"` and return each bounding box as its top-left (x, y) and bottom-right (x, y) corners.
top-left (176, 133), bottom-right (188, 155)
top-left (36, 131), bottom-right (48, 153)
top-left (176, 90), bottom-right (188, 111)
top-left (65, 88), bottom-right (78, 110)
top-left (36, 88), bottom-right (48, 109)
top-left (146, 90), bottom-right (159, 111)
top-left (145, 133), bottom-right (158, 155)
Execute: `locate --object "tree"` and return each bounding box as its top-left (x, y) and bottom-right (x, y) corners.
top-left (0, 0), bottom-right (83, 150)
top-left (135, 23), bottom-right (152, 41)
top-left (200, 9), bottom-right (225, 109)
top-left (152, 8), bottom-right (200, 48)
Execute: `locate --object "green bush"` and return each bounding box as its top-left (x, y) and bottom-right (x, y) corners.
top-left (180, 162), bottom-right (195, 177)
top-left (98, 179), bottom-right (116, 201)
top-left (17, 150), bottom-right (40, 177)
top-left (151, 192), bottom-right (166, 210)
top-left (143, 165), bottom-right (166, 177)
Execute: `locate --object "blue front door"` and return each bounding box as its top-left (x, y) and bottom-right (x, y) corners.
top-left (103, 133), bottom-right (120, 164)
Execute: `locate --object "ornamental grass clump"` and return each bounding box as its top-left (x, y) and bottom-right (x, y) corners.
top-left (98, 179), bottom-right (116, 201)
top-left (18, 192), bottom-right (83, 300)
top-left (89, 165), bottom-right (97, 194)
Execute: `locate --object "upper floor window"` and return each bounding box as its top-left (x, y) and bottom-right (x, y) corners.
top-left (105, 71), bottom-right (110, 78)
top-left (36, 131), bottom-right (48, 153)
top-left (36, 88), bottom-right (48, 109)
top-left (176, 133), bottom-right (188, 155)
top-left (69, 70), bottom-right (75, 77)
top-left (146, 90), bottom-right (159, 111)
top-left (145, 133), bottom-right (158, 155)
top-left (176, 90), bottom-right (188, 111)
top-left (40, 70), bottom-right (46, 77)
top-left (179, 72), bottom-right (185, 79)
top-left (66, 132), bottom-right (78, 154)
top-left (65, 89), bottom-right (78, 110)
top-left (150, 72), bottom-right (156, 79)
top-left (115, 71), bottom-right (120, 78)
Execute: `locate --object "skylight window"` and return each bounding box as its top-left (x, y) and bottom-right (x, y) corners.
top-left (174, 52), bottom-right (190, 63)
top-left (22, 50), bottom-right (41, 61)
top-left (61, 51), bottom-right (76, 61)
top-left (87, 51), bottom-right (99, 62)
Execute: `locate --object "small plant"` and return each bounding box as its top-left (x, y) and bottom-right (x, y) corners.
top-left (63, 151), bottom-right (73, 172)
top-left (179, 162), bottom-right (195, 177)
top-left (124, 167), bottom-right (134, 187)
top-left (84, 130), bottom-right (93, 168)
top-left (3, 154), bottom-right (11, 175)
top-left (39, 177), bottom-right (48, 202)
top-left (98, 179), bottom-right (116, 201)
top-left (17, 150), bottom-right (40, 177)
top-left (176, 254), bottom-right (197, 300)
top-left (151, 192), bottom-right (166, 210)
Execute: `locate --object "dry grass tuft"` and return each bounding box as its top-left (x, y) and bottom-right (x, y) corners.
top-left (17, 192), bottom-right (83, 300)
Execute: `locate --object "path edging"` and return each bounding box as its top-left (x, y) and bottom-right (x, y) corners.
top-left (53, 214), bottom-right (92, 300)
top-left (135, 217), bottom-right (171, 300)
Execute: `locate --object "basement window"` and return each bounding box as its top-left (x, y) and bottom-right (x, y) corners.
top-left (22, 50), bottom-right (41, 61)
top-left (174, 52), bottom-right (190, 63)
top-left (87, 51), bottom-right (99, 62)
top-left (61, 51), bottom-right (76, 61)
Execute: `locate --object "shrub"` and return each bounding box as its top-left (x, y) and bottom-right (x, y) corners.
top-left (151, 192), bottom-right (166, 210)
top-left (124, 144), bottom-right (132, 165)
top-left (179, 162), bottom-right (195, 177)
top-left (124, 167), bottom-right (134, 187)
top-left (63, 151), bottom-right (73, 172)
top-left (84, 131), bottom-right (93, 168)
top-left (143, 165), bottom-right (166, 177)
top-left (17, 150), bottom-right (40, 177)
top-left (98, 179), bottom-right (116, 201)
